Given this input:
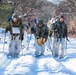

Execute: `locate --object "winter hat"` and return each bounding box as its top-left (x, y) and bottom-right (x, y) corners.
top-left (38, 20), bottom-right (43, 25)
top-left (12, 13), bottom-right (18, 19)
top-left (60, 15), bottom-right (64, 19)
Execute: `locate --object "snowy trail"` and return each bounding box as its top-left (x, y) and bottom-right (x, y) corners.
top-left (0, 52), bottom-right (76, 75)
top-left (0, 53), bottom-right (62, 75)
top-left (0, 33), bottom-right (76, 75)
top-left (1, 54), bottom-right (38, 75)
top-left (0, 54), bottom-right (12, 75)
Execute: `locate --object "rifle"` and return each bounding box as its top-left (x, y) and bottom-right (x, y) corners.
top-left (66, 38), bottom-right (70, 42)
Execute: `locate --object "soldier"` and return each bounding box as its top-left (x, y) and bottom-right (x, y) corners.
top-left (47, 16), bottom-right (55, 51)
top-left (33, 20), bottom-right (48, 57)
top-left (5, 14), bottom-right (24, 58)
top-left (51, 15), bottom-right (68, 59)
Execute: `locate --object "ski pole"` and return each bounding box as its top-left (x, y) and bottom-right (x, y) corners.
top-left (21, 43), bottom-right (23, 55)
top-left (65, 39), bottom-right (67, 56)
top-left (47, 36), bottom-right (51, 51)
top-left (26, 33), bottom-right (31, 50)
top-left (20, 35), bottom-right (24, 55)
top-left (3, 32), bottom-right (6, 52)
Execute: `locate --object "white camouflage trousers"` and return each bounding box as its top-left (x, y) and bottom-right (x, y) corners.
top-left (35, 40), bottom-right (45, 56)
top-left (8, 35), bottom-right (21, 57)
top-left (52, 38), bottom-right (66, 58)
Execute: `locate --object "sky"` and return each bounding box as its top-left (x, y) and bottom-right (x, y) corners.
top-left (47, 0), bottom-right (60, 4)
top-left (47, 0), bottom-right (65, 4)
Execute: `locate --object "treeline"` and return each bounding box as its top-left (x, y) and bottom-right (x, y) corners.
top-left (0, 2), bottom-right (13, 28)
top-left (0, 0), bottom-right (76, 37)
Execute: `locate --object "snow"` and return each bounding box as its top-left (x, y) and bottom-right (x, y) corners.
top-left (0, 29), bottom-right (76, 75)
top-left (62, 58), bottom-right (76, 72)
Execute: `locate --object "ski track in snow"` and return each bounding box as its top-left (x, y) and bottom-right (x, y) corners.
top-left (0, 32), bottom-right (76, 75)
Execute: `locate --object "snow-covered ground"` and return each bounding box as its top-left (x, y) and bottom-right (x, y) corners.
top-left (0, 29), bottom-right (76, 75)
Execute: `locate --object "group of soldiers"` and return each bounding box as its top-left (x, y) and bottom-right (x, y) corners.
top-left (5, 13), bottom-right (68, 59)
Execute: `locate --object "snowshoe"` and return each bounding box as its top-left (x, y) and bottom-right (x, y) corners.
top-left (35, 53), bottom-right (44, 58)
top-left (7, 53), bottom-right (20, 58)
top-left (7, 54), bottom-right (13, 59)
top-left (53, 54), bottom-right (58, 58)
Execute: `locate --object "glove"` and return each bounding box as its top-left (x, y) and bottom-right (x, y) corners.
top-left (21, 36), bottom-right (24, 41)
top-left (37, 39), bottom-right (43, 46)
top-left (19, 35), bottom-right (24, 41)
top-left (42, 38), bottom-right (46, 44)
